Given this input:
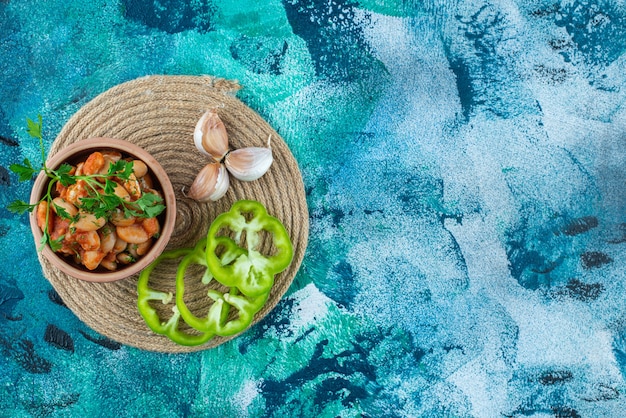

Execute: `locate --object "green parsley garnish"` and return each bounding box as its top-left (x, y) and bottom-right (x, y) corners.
top-left (7, 115), bottom-right (166, 251)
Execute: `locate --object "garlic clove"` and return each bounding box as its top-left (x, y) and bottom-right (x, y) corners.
top-left (224, 146), bottom-right (273, 181)
top-left (187, 162), bottom-right (230, 202)
top-left (194, 109), bottom-right (230, 161)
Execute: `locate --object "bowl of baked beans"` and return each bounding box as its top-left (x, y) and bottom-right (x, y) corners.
top-left (29, 138), bottom-right (176, 282)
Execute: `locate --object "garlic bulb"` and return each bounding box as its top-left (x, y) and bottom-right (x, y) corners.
top-left (187, 162), bottom-right (230, 202)
top-left (190, 110), bottom-right (274, 200)
top-left (194, 109), bottom-right (230, 161)
top-left (224, 146), bottom-right (273, 181)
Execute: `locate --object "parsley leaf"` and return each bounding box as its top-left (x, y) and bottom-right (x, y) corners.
top-left (144, 205), bottom-right (165, 218)
top-left (39, 231), bottom-right (53, 252)
top-left (9, 158), bottom-right (37, 181)
top-left (7, 200), bottom-right (36, 214)
top-left (104, 179), bottom-right (116, 195)
top-left (123, 206), bottom-right (140, 219)
top-left (55, 163), bottom-right (76, 186)
top-left (26, 115), bottom-right (43, 139)
top-left (49, 235), bottom-right (65, 252)
top-left (52, 202), bottom-right (74, 220)
top-left (101, 194), bottom-right (123, 214)
top-left (134, 192), bottom-right (165, 218)
top-left (77, 192), bottom-right (124, 220)
top-left (108, 160), bottom-right (134, 180)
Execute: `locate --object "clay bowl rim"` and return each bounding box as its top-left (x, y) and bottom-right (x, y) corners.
top-left (29, 137), bottom-right (177, 283)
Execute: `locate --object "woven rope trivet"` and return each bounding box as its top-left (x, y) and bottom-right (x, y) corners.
top-left (40, 75), bottom-right (309, 353)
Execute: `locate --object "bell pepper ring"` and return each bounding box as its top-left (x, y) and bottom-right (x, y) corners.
top-left (137, 247), bottom-right (215, 346)
top-left (206, 200), bottom-right (294, 297)
top-left (137, 200), bottom-right (293, 346)
top-left (219, 287), bottom-right (270, 336)
top-left (175, 238), bottom-right (270, 337)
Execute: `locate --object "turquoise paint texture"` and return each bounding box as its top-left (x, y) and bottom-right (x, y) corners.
top-left (1, 0), bottom-right (626, 416)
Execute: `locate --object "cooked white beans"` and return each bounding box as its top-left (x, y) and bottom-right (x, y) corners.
top-left (36, 150), bottom-right (163, 271)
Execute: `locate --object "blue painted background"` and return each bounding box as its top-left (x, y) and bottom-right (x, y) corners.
top-left (1, 0), bottom-right (626, 416)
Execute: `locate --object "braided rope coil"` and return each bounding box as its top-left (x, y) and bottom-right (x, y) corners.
top-left (41, 75), bottom-right (309, 353)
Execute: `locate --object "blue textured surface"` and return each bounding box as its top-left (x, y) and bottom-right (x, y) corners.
top-left (1, 0), bottom-right (626, 416)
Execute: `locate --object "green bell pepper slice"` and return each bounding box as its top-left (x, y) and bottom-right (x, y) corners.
top-left (137, 247), bottom-right (215, 346)
top-left (206, 200), bottom-right (293, 297)
top-left (176, 239), bottom-right (269, 336)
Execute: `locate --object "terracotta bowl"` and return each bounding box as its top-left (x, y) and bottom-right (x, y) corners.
top-left (29, 138), bottom-right (176, 282)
